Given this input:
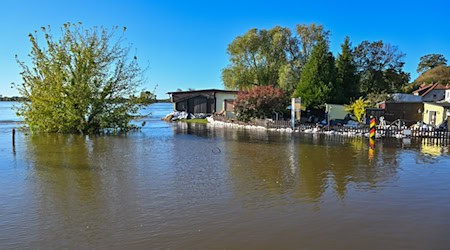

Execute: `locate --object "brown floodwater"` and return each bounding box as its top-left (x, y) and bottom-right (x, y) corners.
top-left (1, 103), bottom-right (450, 249)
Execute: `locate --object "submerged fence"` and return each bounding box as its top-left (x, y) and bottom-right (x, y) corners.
top-left (212, 116), bottom-right (450, 140)
top-left (263, 119), bottom-right (450, 140)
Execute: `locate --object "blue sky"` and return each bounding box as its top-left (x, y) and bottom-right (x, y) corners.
top-left (1, 0), bottom-right (449, 99)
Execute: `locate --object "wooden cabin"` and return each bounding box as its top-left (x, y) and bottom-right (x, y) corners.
top-left (167, 89), bottom-right (238, 116)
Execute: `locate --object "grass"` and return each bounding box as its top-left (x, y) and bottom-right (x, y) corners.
top-left (180, 118), bottom-right (208, 124)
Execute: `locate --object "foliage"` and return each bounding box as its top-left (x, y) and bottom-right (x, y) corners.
top-left (15, 22), bottom-right (146, 134)
top-left (354, 40), bottom-right (410, 94)
top-left (234, 86), bottom-right (289, 122)
top-left (295, 37), bottom-right (335, 108)
top-left (222, 27), bottom-right (292, 90)
top-left (414, 65), bottom-right (450, 85)
top-left (180, 118), bottom-right (208, 124)
top-left (134, 90), bottom-right (156, 105)
top-left (335, 36), bottom-right (359, 104)
top-left (417, 54), bottom-right (447, 73)
top-left (222, 23), bottom-right (330, 93)
top-left (365, 91), bottom-right (391, 107)
top-left (295, 23), bottom-right (330, 65)
top-left (344, 97), bottom-right (369, 123)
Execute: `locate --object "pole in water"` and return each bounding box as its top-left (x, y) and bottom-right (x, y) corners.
top-left (12, 128), bottom-right (16, 149)
top-left (369, 116), bottom-right (376, 139)
top-left (368, 116), bottom-right (376, 160)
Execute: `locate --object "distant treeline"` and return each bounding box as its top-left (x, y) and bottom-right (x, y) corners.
top-left (0, 96), bottom-right (28, 102)
top-left (0, 96), bottom-right (170, 103)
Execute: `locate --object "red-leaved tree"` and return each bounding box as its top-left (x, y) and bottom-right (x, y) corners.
top-left (234, 86), bottom-right (289, 122)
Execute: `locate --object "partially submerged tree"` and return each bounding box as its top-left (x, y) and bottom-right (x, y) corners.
top-left (16, 22), bottom-right (146, 134)
top-left (234, 86), bottom-right (289, 122)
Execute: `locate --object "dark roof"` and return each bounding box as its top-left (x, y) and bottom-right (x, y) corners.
top-left (413, 82), bottom-right (450, 96)
top-left (167, 89), bottom-right (238, 95)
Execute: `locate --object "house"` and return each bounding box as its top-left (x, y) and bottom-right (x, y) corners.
top-left (412, 82), bottom-right (449, 102)
top-left (422, 102), bottom-right (450, 127)
top-left (167, 89), bottom-right (238, 116)
top-left (445, 88), bottom-right (450, 102)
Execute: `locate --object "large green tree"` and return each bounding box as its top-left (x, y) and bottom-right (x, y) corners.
top-left (335, 36), bottom-right (359, 103)
top-left (16, 23), bottom-right (146, 134)
top-left (354, 40), bottom-right (410, 94)
top-left (278, 23), bottom-right (330, 93)
top-left (222, 26), bottom-right (291, 90)
top-left (295, 36), bottom-right (335, 108)
top-left (417, 53), bottom-right (447, 73)
top-left (222, 23), bottom-right (331, 94)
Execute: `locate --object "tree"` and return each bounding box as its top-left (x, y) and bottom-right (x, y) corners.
top-left (294, 36), bottom-right (335, 108)
top-left (278, 23), bottom-right (330, 94)
top-left (234, 86), bottom-right (289, 122)
top-left (344, 97), bottom-right (369, 123)
top-left (222, 26), bottom-right (292, 90)
top-left (135, 91), bottom-right (156, 104)
top-left (354, 40), bottom-right (410, 95)
top-left (296, 23), bottom-right (330, 66)
top-left (417, 54), bottom-right (447, 73)
top-left (335, 37), bottom-right (359, 103)
top-left (365, 91), bottom-right (391, 107)
top-left (15, 23), bottom-right (146, 134)
top-left (222, 23), bottom-right (331, 93)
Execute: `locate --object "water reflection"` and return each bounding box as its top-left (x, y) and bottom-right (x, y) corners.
top-left (1, 115), bottom-right (449, 248)
top-left (173, 126), bottom-right (404, 207)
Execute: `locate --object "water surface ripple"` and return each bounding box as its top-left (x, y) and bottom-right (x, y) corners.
top-left (1, 103), bottom-right (450, 249)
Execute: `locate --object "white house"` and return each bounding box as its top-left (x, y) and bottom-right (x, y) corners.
top-left (412, 82), bottom-right (449, 102)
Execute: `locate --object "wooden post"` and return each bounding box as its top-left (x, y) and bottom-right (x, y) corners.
top-left (12, 128), bottom-right (16, 150)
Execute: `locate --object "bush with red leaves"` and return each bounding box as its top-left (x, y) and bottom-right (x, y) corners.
top-left (234, 86), bottom-right (289, 122)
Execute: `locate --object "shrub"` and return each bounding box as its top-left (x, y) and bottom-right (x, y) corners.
top-left (234, 86), bottom-right (289, 122)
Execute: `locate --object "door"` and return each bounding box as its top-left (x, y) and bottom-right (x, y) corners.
top-left (429, 111), bottom-right (437, 126)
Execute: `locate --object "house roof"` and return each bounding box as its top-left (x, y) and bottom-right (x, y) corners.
top-left (167, 89), bottom-right (238, 95)
top-left (413, 82), bottom-right (450, 97)
top-left (168, 89), bottom-right (239, 103)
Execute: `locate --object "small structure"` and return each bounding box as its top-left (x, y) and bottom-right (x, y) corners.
top-left (377, 101), bottom-right (423, 125)
top-left (374, 93), bottom-right (423, 125)
top-left (412, 82), bottom-right (449, 102)
top-left (167, 89), bottom-right (238, 116)
top-left (325, 104), bottom-right (348, 121)
top-left (422, 102), bottom-right (450, 127)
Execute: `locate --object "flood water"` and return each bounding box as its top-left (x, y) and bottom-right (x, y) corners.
top-left (1, 102), bottom-right (450, 249)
